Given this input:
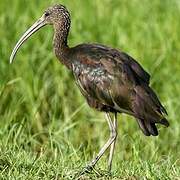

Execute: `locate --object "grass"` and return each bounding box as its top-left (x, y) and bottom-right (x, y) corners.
top-left (0, 0), bottom-right (180, 179)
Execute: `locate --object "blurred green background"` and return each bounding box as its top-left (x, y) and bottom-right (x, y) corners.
top-left (0, 0), bottom-right (179, 179)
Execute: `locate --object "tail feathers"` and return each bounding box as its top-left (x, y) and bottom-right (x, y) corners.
top-left (146, 122), bottom-right (158, 136)
top-left (160, 118), bottom-right (169, 127)
top-left (136, 119), bottom-right (150, 136)
top-left (133, 85), bottom-right (169, 136)
top-left (136, 119), bottom-right (158, 136)
top-left (160, 106), bottom-right (168, 116)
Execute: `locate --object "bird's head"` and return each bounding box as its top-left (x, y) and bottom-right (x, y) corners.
top-left (44, 4), bottom-right (70, 26)
top-left (10, 4), bottom-right (70, 63)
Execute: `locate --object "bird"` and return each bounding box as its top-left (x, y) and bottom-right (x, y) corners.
top-left (10, 4), bottom-right (169, 172)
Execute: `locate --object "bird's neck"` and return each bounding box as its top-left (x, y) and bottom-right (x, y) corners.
top-left (53, 25), bottom-right (72, 69)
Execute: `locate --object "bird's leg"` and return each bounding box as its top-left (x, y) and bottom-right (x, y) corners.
top-left (85, 112), bottom-right (117, 172)
top-left (108, 112), bottom-right (118, 172)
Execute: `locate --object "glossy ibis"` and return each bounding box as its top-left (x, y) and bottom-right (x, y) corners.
top-left (10, 4), bottom-right (169, 172)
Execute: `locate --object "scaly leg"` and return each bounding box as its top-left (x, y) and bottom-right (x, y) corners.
top-left (85, 112), bottom-right (117, 171)
top-left (108, 113), bottom-right (118, 171)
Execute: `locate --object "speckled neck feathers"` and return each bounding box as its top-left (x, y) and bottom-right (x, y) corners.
top-left (53, 6), bottom-right (71, 68)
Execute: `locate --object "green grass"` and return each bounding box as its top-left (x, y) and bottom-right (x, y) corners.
top-left (0, 0), bottom-right (180, 179)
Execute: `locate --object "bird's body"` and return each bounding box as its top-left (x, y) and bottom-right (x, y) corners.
top-left (10, 4), bottom-right (169, 172)
top-left (56, 42), bottom-right (168, 136)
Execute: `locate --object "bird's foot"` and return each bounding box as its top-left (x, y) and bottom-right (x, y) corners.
top-left (80, 164), bottom-right (94, 175)
top-left (76, 164), bottom-right (113, 179)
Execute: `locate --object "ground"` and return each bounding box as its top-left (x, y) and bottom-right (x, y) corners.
top-left (0, 0), bottom-right (180, 179)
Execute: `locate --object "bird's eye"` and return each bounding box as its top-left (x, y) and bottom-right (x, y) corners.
top-left (45, 12), bottom-right (50, 17)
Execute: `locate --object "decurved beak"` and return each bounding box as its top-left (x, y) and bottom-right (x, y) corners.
top-left (10, 15), bottom-right (46, 64)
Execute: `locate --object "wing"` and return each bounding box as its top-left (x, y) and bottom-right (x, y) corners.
top-left (71, 44), bottom-right (140, 114)
top-left (117, 52), bottom-right (150, 84)
top-left (72, 43), bottom-right (150, 84)
top-left (72, 58), bottom-right (115, 108)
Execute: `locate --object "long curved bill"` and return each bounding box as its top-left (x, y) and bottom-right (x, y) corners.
top-left (10, 15), bottom-right (46, 64)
